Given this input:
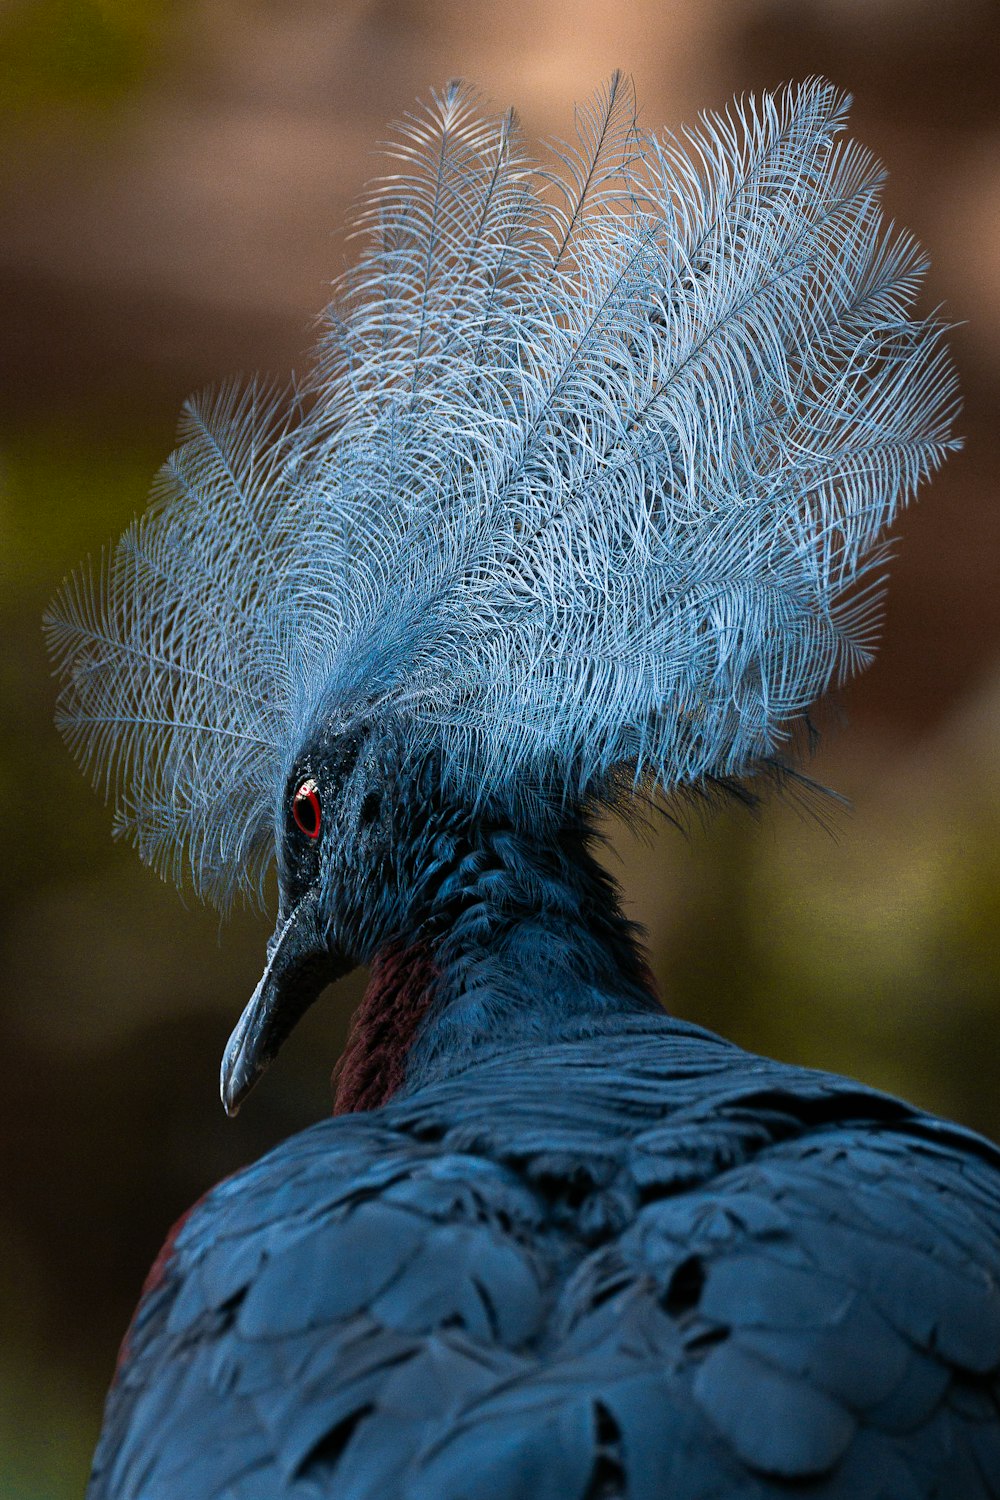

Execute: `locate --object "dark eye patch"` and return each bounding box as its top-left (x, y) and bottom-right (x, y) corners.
top-left (359, 791), bottom-right (382, 828)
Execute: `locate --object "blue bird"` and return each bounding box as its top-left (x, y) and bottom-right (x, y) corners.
top-left (47, 75), bottom-right (1000, 1498)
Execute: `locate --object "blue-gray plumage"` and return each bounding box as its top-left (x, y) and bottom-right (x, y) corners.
top-left (46, 75), bottom-right (999, 1497)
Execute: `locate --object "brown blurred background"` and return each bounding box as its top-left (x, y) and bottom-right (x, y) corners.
top-left (1, 1), bottom-right (998, 1492)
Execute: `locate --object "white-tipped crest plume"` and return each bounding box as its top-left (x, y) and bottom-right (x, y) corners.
top-left (45, 76), bottom-right (960, 910)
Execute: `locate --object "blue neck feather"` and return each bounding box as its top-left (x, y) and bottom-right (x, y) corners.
top-left (398, 815), bottom-right (661, 1094)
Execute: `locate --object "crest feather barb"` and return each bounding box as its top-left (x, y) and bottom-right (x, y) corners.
top-left (45, 77), bottom-right (961, 909)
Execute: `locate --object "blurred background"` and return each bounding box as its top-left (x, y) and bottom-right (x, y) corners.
top-left (1, 0), bottom-right (998, 1492)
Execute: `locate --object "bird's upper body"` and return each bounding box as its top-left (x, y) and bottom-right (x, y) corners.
top-left (92, 785), bottom-right (1000, 1500)
top-left (46, 75), bottom-right (993, 1500)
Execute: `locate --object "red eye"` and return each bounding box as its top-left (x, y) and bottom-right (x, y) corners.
top-left (292, 779), bottom-right (321, 840)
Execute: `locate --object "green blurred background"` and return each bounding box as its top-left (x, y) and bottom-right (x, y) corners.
top-left (1, 0), bottom-right (999, 1492)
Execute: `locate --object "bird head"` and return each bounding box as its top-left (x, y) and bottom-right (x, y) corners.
top-left (218, 698), bottom-right (507, 1113)
top-left (45, 77), bottom-right (959, 1114)
top-left (219, 724), bottom-right (375, 1115)
top-left (220, 715), bottom-right (441, 1113)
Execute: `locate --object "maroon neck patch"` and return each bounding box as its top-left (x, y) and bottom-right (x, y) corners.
top-left (332, 942), bottom-right (437, 1115)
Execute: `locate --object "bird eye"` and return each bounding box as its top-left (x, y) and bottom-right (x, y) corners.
top-left (291, 779), bottom-right (321, 840)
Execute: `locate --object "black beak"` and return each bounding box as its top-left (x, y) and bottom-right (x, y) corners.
top-left (220, 889), bottom-right (348, 1116)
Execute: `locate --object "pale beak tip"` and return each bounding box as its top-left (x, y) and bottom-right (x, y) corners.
top-left (221, 1077), bottom-right (242, 1118)
top-left (220, 1028), bottom-right (258, 1118)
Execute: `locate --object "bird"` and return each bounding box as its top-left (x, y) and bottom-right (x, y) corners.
top-left (45, 73), bottom-right (1000, 1499)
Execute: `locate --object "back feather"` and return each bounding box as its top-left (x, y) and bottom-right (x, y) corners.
top-left (45, 76), bottom-right (960, 908)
